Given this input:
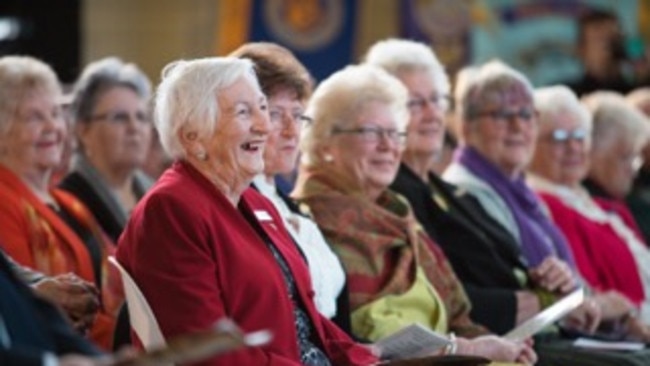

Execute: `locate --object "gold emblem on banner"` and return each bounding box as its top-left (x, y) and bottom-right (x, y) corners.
top-left (264, 0), bottom-right (344, 51)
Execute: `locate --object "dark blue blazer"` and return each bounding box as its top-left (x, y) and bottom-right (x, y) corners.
top-left (0, 251), bottom-right (101, 365)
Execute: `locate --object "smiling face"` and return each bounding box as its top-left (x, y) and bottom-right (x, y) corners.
top-left (0, 89), bottom-right (66, 179)
top-left (263, 87), bottom-right (304, 176)
top-left (529, 111), bottom-right (591, 187)
top-left (199, 77), bottom-right (270, 187)
top-left (398, 69), bottom-right (447, 158)
top-left (463, 86), bottom-right (538, 177)
top-left (327, 100), bottom-right (403, 200)
top-left (78, 86), bottom-right (152, 176)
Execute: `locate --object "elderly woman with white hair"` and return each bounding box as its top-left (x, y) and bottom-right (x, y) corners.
top-left (60, 57), bottom-right (153, 243)
top-left (365, 39), bottom-right (553, 336)
top-left (116, 57), bottom-right (377, 365)
top-left (528, 86), bottom-right (650, 331)
top-left (293, 63), bottom-right (536, 363)
top-left (583, 92), bottom-right (650, 204)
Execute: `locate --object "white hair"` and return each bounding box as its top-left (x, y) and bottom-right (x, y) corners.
top-left (154, 57), bottom-right (258, 159)
top-left (364, 38), bottom-right (449, 99)
top-left (582, 91), bottom-right (650, 151)
top-left (534, 85), bottom-right (592, 132)
top-left (301, 64), bottom-right (409, 167)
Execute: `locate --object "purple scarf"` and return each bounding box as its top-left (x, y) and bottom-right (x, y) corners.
top-left (456, 146), bottom-right (576, 269)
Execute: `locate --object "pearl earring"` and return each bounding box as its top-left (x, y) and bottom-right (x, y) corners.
top-left (323, 154), bottom-right (333, 163)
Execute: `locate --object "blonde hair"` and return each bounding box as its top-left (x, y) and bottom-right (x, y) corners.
top-left (0, 56), bottom-right (61, 134)
top-left (301, 64), bottom-right (409, 167)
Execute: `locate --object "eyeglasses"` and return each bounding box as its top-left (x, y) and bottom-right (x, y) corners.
top-left (473, 108), bottom-right (536, 124)
top-left (269, 108), bottom-right (312, 129)
top-left (407, 94), bottom-right (453, 113)
top-left (89, 110), bottom-right (150, 125)
top-left (331, 125), bottom-right (407, 144)
top-left (549, 128), bottom-right (588, 143)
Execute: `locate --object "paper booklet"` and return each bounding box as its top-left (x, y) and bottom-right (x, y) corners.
top-left (504, 287), bottom-right (585, 342)
top-left (573, 337), bottom-right (645, 351)
top-left (108, 319), bottom-right (272, 366)
top-left (374, 323), bottom-right (452, 361)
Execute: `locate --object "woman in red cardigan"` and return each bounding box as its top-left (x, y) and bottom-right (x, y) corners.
top-left (116, 57), bottom-right (377, 365)
top-left (528, 85), bottom-right (650, 337)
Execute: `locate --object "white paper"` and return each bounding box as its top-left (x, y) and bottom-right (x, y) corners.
top-left (504, 287), bottom-right (585, 341)
top-left (574, 337), bottom-right (645, 351)
top-left (374, 323), bottom-right (451, 360)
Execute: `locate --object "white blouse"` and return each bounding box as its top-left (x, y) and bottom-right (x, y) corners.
top-left (253, 175), bottom-right (346, 319)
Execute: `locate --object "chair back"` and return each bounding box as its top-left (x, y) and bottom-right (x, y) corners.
top-left (108, 256), bottom-right (167, 350)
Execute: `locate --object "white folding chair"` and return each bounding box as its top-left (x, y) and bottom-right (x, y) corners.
top-left (108, 256), bottom-right (167, 351)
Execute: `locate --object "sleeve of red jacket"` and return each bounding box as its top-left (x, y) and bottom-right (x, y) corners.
top-left (116, 193), bottom-right (302, 366)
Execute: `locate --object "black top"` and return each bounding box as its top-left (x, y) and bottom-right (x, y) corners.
top-left (390, 163), bottom-right (529, 334)
top-left (59, 172), bottom-right (124, 242)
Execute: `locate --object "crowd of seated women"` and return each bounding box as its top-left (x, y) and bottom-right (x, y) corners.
top-left (2, 34), bottom-right (650, 366)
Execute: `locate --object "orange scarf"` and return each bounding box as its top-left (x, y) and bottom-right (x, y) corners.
top-left (0, 164), bottom-right (123, 349)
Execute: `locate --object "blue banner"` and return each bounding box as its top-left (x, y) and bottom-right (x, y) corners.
top-left (249, 0), bottom-right (356, 82)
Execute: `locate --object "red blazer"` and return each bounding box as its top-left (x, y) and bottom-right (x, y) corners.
top-left (538, 192), bottom-right (645, 306)
top-left (117, 161), bottom-right (376, 365)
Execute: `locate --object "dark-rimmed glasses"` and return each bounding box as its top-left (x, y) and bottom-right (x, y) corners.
top-left (89, 110), bottom-right (150, 125)
top-left (473, 108), bottom-right (536, 123)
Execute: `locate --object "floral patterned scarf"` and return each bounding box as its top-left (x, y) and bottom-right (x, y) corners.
top-left (293, 168), bottom-right (488, 338)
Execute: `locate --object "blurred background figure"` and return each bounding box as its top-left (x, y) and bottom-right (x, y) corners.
top-left (626, 87), bottom-right (650, 244)
top-left (581, 91), bottom-right (649, 217)
top-left (230, 42), bottom-right (351, 332)
top-left (60, 57), bottom-right (153, 243)
top-left (567, 9), bottom-right (634, 96)
top-left (140, 129), bottom-right (172, 181)
top-left (0, 55), bottom-right (123, 350)
top-left (528, 85), bottom-right (650, 325)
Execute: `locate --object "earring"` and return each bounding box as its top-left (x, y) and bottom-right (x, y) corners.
top-left (323, 154), bottom-right (333, 163)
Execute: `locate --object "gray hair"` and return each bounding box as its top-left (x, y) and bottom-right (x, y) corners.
top-left (582, 91), bottom-right (650, 152)
top-left (534, 85), bottom-right (592, 133)
top-left (456, 60), bottom-right (534, 123)
top-left (71, 57), bottom-right (151, 122)
top-left (301, 64), bottom-right (409, 168)
top-left (154, 57), bottom-right (259, 159)
top-left (364, 38), bottom-right (449, 101)
top-left (0, 56), bottom-right (61, 134)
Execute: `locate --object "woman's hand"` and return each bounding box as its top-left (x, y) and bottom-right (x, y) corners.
top-left (592, 291), bottom-right (636, 320)
top-left (32, 273), bottom-right (100, 333)
top-left (529, 257), bottom-right (576, 294)
top-left (624, 316), bottom-right (650, 343)
top-left (455, 335), bottom-right (537, 365)
top-left (562, 296), bottom-right (601, 334)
